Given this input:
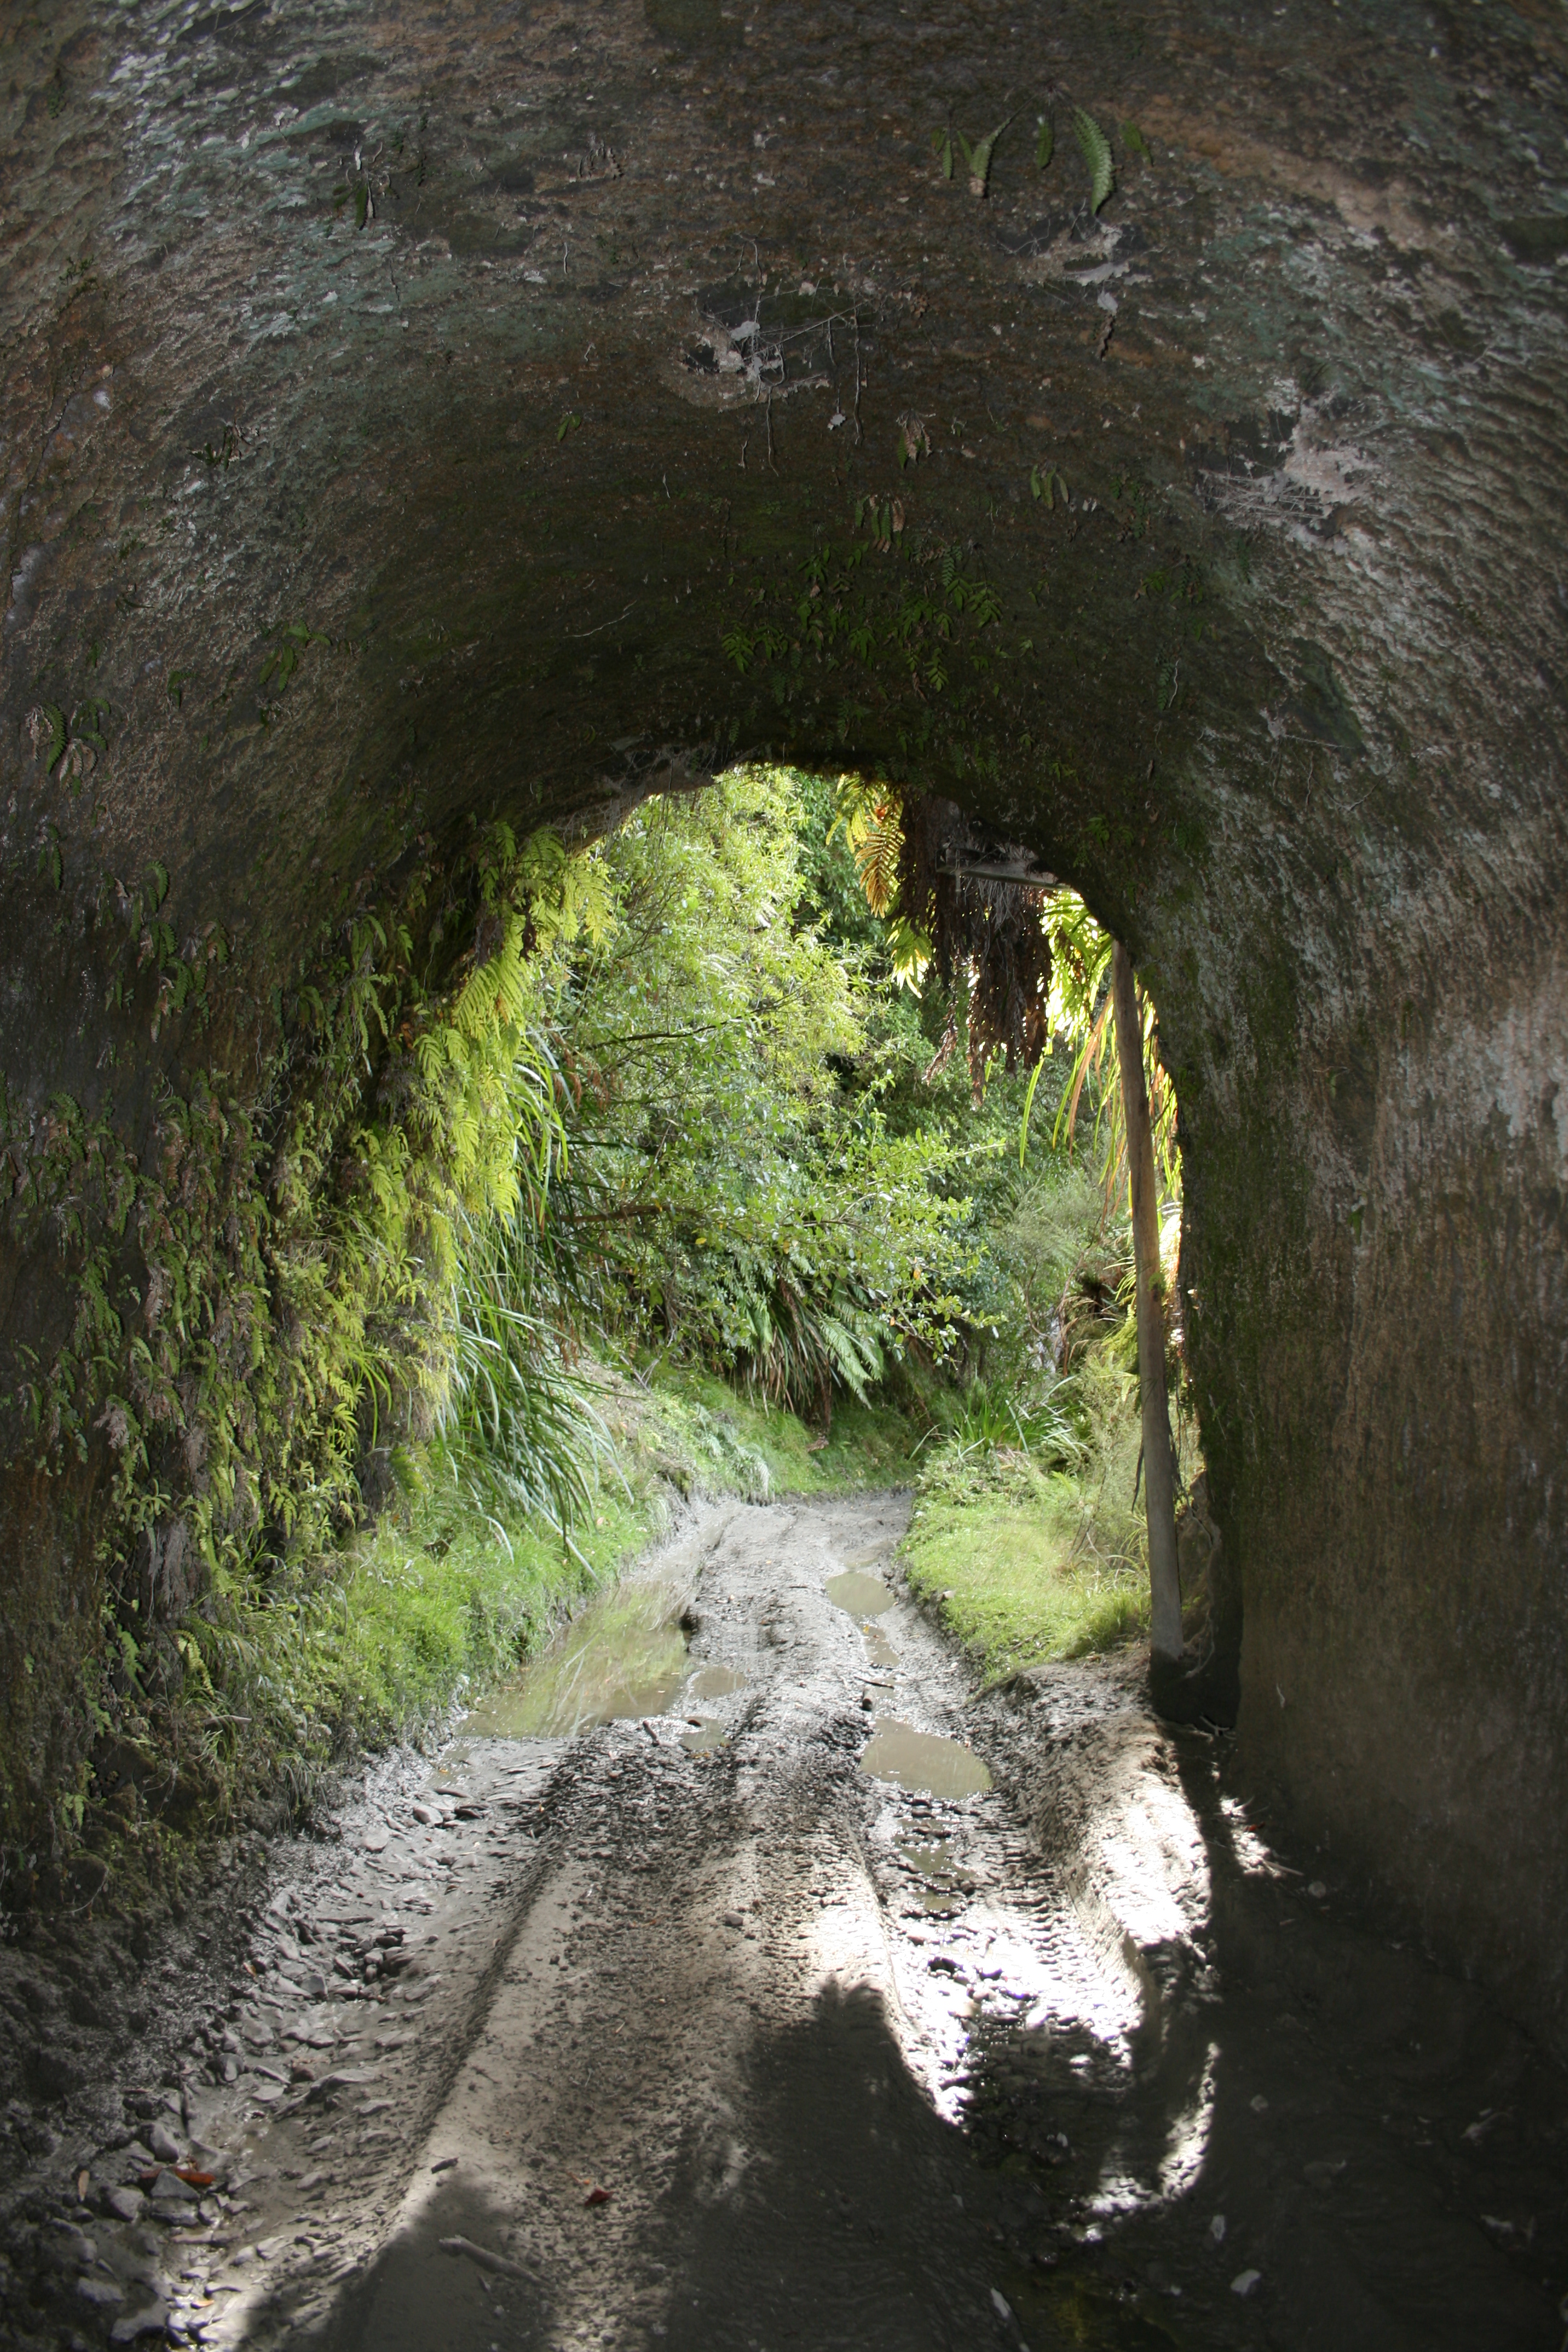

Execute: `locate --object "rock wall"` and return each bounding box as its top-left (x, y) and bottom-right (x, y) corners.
top-left (2, 2), bottom-right (1565, 2036)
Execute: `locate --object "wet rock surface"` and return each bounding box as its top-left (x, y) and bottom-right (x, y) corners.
top-left (3, 1497), bottom-right (1566, 2348)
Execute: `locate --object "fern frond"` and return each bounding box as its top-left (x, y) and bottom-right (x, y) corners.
top-left (1072, 107), bottom-right (1116, 214)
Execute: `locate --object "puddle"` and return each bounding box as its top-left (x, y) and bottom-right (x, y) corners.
top-left (462, 1581), bottom-right (689, 1737)
top-left (863, 1626), bottom-right (898, 1668)
top-left (680, 1717), bottom-right (728, 1754)
top-left (826, 1569), bottom-right (894, 1617)
top-left (688, 1664), bottom-right (746, 1702)
top-left (897, 1838), bottom-right (953, 1877)
top-left (896, 1835), bottom-right (965, 1913)
top-left (860, 1719), bottom-right (993, 1800)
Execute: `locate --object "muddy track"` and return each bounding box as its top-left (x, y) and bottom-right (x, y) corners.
top-left (4, 1497), bottom-right (1566, 2351)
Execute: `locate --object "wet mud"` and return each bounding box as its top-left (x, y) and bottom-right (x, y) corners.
top-left (3, 1497), bottom-right (1566, 2350)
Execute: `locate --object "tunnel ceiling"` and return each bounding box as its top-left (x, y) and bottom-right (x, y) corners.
top-left (3, 0), bottom-right (1561, 990)
top-left (4, 2), bottom-right (1568, 2051)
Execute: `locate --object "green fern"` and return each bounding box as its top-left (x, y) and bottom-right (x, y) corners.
top-left (956, 122), bottom-right (1007, 197)
top-left (1072, 106), bottom-right (1116, 213)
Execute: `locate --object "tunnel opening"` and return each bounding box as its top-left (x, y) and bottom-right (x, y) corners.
top-left (2, 0), bottom-right (1567, 2331)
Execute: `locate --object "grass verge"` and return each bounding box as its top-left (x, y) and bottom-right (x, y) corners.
top-left (900, 1350), bottom-right (1200, 1685)
top-left (902, 1452), bottom-right (1150, 1684)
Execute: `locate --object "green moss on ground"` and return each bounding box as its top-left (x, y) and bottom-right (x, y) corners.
top-left (900, 1349), bottom-right (1202, 1685)
top-left (902, 1453), bottom-right (1150, 1682)
top-left (644, 1364), bottom-right (915, 1496)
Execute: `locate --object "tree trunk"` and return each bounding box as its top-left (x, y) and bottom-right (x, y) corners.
top-left (1110, 941), bottom-right (1184, 1665)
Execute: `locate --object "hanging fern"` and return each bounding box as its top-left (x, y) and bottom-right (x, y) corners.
top-left (1072, 106), bottom-right (1116, 214)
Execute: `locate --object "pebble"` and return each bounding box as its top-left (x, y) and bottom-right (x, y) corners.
top-left (104, 2186), bottom-right (146, 2223)
top-left (110, 2301), bottom-right (170, 2344)
top-left (1230, 2268), bottom-right (1262, 2297)
top-left (1208, 2213), bottom-right (1226, 2244)
top-left (77, 2275), bottom-right (125, 2309)
top-left (148, 2122), bottom-right (181, 2163)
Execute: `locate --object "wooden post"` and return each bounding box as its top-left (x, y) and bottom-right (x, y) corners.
top-left (1110, 940), bottom-right (1184, 1665)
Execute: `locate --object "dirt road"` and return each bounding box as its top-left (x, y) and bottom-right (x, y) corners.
top-left (8, 1497), bottom-right (1567, 2350)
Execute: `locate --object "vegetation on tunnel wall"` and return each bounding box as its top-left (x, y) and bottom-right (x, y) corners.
top-left (0, 733), bottom-right (1200, 1916)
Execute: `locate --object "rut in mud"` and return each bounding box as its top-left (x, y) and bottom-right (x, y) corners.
top-left (6, 1497), bottom-right (1567, 2351)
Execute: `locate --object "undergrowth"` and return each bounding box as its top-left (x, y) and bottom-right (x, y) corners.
top-left (900, 1180), bottom-right (1200, 1682)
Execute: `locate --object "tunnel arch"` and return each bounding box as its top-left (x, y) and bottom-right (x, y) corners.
top-left (2, 0), bottom-right (1566, 2050)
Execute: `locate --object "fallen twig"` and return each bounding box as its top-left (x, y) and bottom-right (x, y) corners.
top-left (439, 2235), bottom-right (534, 2281)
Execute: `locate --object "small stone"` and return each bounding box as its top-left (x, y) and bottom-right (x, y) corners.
top-left (77, 2276), bottom-right (125, 2309)
top-left (148, 2121), bottom-right (181, 2163)
top-left (111, 2301), bottom-right (170, 2344)
top-left (722, 1911), bottom-right (743, 1930)
top-left (990, 2287), bottom-right (1012, 2321)
top-left (1208, 2213), bottom-right (1226, 2244)
top-left (410, 1804), bottom-right (439, 1826)
top-left (1307, 1880), bottom-right (1327, 1900)
top-left (1249, 2094), bottom-right (1269, 2114)
top-left (1230, 2269), bottom-right (1262, 2298)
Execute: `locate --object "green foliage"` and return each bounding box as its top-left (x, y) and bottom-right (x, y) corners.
top-left (1014, 889), bottom-right (1180, 1211)
top-left (1071, 106), bottom-right (1116, 214)
top-left (543, 768), bottom-right (978, 1419)
top-left (41, 703), bottom-right (67, 770)
top-left (956, 119), bottom-right (1008, 196)
top-left (3, 739), bottom-right (1192, 1878)
top-left (903, 1194), bottom-right (1199, 1679)
top-left (1036, 113), bottom-right (1054, 171)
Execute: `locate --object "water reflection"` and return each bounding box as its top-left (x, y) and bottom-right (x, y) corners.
top-left (860, 1719), bottom-right (993, 1799)
top-left (462, 1581), bottom-right (690, 1737)
top-left (825, 1569), bottom-right (895, 1617)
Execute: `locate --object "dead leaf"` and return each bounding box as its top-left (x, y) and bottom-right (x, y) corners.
top-left (584, 2186), bottom-right (611, 2208)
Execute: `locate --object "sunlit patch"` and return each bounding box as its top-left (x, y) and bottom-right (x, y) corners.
top-left (1157, 2040), bottom-right (1219, 2199)
top-left (1095, 1775), bottom-right (1210, 1953)
top-left (1220, 1794), bottom-right (1287, 1877)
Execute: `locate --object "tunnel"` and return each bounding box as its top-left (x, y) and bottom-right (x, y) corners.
top-left (2, 0), bottom-right (1566, 2319)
